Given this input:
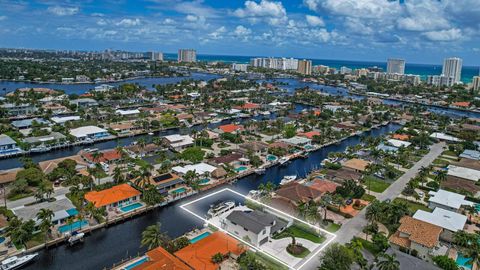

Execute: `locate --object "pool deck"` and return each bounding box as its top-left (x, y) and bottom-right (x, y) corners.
top-left (184, 227), bottom-right (212, 242)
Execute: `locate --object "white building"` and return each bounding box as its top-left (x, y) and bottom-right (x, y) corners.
top-left (387, 139), bottom-right (411, 148)
top-left (172, 163), bottom-right (216, 176)
top-left (413, 207), bottom-right (467, 232)
top-left (472, 76), bottom-right (480, 92)
top-left (250, 57), bottom-right (298, 71)
top-left (51, 115), bottom-right (81, 124)
top-left (162, 134), bottom-right (194, 152)
top-left (387, 58), bottom-right (405, 75)
top-left (115, 109), bottom-right (140, 117)
top-left (447, 165), bottom-right (480, 182)
top-left (442, 57), bottom-right (462, 84)
top-left (93, 84), bottom-right (114, 92)
top-left (340, 66), bottom-right (352, 75)
top-left (178, 49), bottom-right (196, 63)
top-left (428, 189), bottom-right (474, 212)
top-left (231, 63), bottom-right (248, 72)
top-left (69, 126), bottom-right (110, 141)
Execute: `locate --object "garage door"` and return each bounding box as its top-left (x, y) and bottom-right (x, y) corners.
top-left (259, 237), bottom-right (269, 245)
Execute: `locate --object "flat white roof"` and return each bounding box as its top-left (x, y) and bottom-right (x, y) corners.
top-left (428, 189), bottom-right (474, 210)
top-left (163, 134), bottom-right (194, 148)
top-left (280, 136), bottom-right (312, 145)
top-left (70, 126), bottom-right (108, 138)
top-left (51, 115), bottom-right (81, 124)
top-left (447, 165), bottom-right (480, 182)
top-left (115, 109), bottom-right (140, 115)
top-left (430, 132), bottom-right (462, 142)
top-left (387, 139), bottom-right (411, 148)
top-left (413, 207), bottom-right (467, 232)
top-left (172, 163), bottom-right (216, 175)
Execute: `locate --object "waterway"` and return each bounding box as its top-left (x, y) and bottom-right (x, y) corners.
top-left (23, 122), bottom-right (400, 270)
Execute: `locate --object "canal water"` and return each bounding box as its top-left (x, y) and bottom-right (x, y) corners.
top-left (22, 122), bottom-right (400, 270)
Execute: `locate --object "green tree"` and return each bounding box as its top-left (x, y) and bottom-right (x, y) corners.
top-left (141, 222), bottom-right (170, 249)
top-left (211, 252), bottom-right (224, 264)
top-left (377, 253), bottom-right (400, 270)
top-left (142, 185), bottom-right (165, 206)
top-left (283, 124), bottom-right (297, 138)
top-left (179, 147), bottom-right (205, 163)
top-left (319, 243), bottom-right (353, 270)
top-left (433, 255), bottom-right (459, 270)
top-left (36, 208), bottom-right (54, 244)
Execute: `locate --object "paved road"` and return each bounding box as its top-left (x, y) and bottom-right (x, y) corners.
top-left (301, 142), bottom-right (446, 270)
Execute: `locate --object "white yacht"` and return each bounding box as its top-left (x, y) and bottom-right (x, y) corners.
top-left (247, 190), bottom-right (262, 199)
top-left (254, 168), bottom-right (266, 175)
top-left (0, 253), bottom-right (38, 270)
top-left (280, 175), bottom-right (297, 186)
top-left (67, 232), bottom-right (85, 245)
top-left (320, 157), bottom-right (338, 166)
top-left (207, 201), bottom-right (235, 218)
top-left (279, 156), bottom-right (290, 165)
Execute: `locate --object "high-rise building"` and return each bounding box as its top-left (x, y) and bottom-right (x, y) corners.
top-left (442, 57), bottom-right (462, 84)
top-left (231, 63), bottom-right (248, 72)
top-left (387, 58), bottom-right (405, 75)
top-left (472, 76), bottom-right (480, 92)
top-left (297, 59), bottom-right (312, 75)
top-left (340, 66), bottom-right (352, 75)
top-left (178, 49), bottom-right (196, 63)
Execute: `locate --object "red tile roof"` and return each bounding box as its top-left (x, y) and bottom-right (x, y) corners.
top-left (85, 184), bottom-right (141, 208)
top-left (309, 179), bottom-right (338, 194)
top-left (235, 103), bottom-right (260, 110)
top-left (218, 124), bottom-right (244, 133)
top-left (275, 183), bottom-right (324, 203)
top-left (452, 101), bottom-right (470, 107)
top-left (83, 149), bottom-right (121, 163)
top-left (298, 131), bottom-right (321, 139)
top-left (133, 246), bottom-right (191, 270)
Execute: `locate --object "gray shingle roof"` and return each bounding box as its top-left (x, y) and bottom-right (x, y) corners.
top-left (0, 134), bottom-right (16, 146)
top-left (226, 210), bottom-right (286, 234)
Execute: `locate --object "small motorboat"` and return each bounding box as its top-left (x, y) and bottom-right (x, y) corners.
top-left (254, 168), bottom-right (266, 175)
top-left (247, 190), bottom-right (262, 199)
top-left (148, 132), bottom-right (154, 135)
top-left (278, 157), bottom-right (290, 166)
top-left (0, 253), bottom-right (38, 270)
top-left (320, 157), bottom-right (338, 166)
top-left (207, 201), bottom-right (235, 218)
top-left (67, 232), bottom-right (85, 246)
top-left (280, 175), bottom-right (297, 186)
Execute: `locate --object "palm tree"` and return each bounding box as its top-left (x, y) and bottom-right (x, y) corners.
top-left (36, 208), bottom-right (54, 244)
top-left (91, 151), bottom-right (104, 164)
top-left (435, 170), bottom-right (447, 183)
top-left (377, 253), bottom-right (400, 270)
top-left (113, 167), bottom-right (124, 184)
top-left (297, 201), bottom-right (308, 219)
top-left (141, 222), bottom-right (170, 249)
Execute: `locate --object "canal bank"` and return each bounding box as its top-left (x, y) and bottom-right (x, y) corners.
top-left (21, 122), bottom-right (400, 270)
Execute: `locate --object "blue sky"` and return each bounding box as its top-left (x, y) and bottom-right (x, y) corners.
top-left (0, 0), bottom-right (479, 65)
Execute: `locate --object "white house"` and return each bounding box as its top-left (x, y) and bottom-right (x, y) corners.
top-left (447, 165), bottom-right (480, 182)
top-left (172, 163), bottom-right (216, 176)
top-left (430, 132), bottom-right (462, 142)
top-left (51, 115), bottom-right (81, 124)
top-left (69, 126), bottom-right (110, 141)
top-left (223, 209), bottom-right (288, 246)
top-left (162, 134), bottom-right (194, 152)
top-left (387, 139), bottom-right (411, 148)
top-left (413, 207), bottom-right (467, 232)
top-left (115, 109), bottom-right (140, 117)
top-left (428, 189), bottom-right (474, 212)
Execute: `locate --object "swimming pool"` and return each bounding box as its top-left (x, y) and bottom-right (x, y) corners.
top-left (267, 155), bottom-right (277, 161)
top-left (120, 202), bottom-right (143, 213)
top-left (171, 187), bottom-right (187, 194)
top-left (0, 237), bottom-right (5, 244)
top-left (235, 166), bottom-right (248, 172)
top-left (190, 232), bottom-right (211, 244)
top-left (199, 178), bottom-right (210, 185)
top-left (123, 257), bottom-right (148, 270)
top-left (59, 220), bottom-right (89, 234)
top-left (456, 253), bottom-right (473, 270)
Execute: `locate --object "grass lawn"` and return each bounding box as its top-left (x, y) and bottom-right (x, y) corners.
top-left (393, 198), bottom-right (432, 213)
top-left (354, 237), bottom-right (382, 256)
top-left (433, 158), bottom-right (449, 166)
top-left (26, 231), bottom-right (46, 249)
top-left (361, 193), bottom-right (376, 202)
top-left (7, 192), bottom-right (33, 201)
top-left (363, 176), bottom-right (390, 193)
top-left (248, 251), bottom-right (289, 270)
top-left (273, 224), bottom-right (326, 243)
top-left (442, 150), bottom-right (458, 157)
top-left (325, 223), bottom-right (341, 233)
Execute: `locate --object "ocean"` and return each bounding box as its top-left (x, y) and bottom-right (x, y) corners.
top-left (165, 53), bottom-right (479, 83)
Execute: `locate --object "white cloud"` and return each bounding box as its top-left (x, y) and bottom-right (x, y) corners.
top-left (163, 18), bottom-right (175, 24)
top-left (397, 0), bottom-right (450, 31)
top-left (116, 18), bottom-right (141, 27)
top-left (424, 28), bottom-right (463, 41)
top-left (47, 6), bottom-right (79, 16)
top-left (96, 19), bottom-right (107, 26)
top-left (305, 15), bottom-right (324, 27)
top-left (234, 0), bottom-right (287, 25)
top-left (319, 0), bottom-right (401, 19)
top-left (208, 26), bottom-right (226, 39)
top-left (234, 25), bottom-right (252, 36)
top-left (186, 14), bottom-right (198, 22)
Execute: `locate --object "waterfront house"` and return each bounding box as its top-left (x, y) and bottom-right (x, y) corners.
top-left (334, 121), bottom-right (358, 132)
top-left (413, 207), bottom-right (467, 235)
top-left (23, 132), bottom-right (66, 147)
top-left (387, 139), bottom-right (411, 148)
top-left (69, 126), bottom-right (110, 141)
top-left (82, 149), bottom-right (122, 164)
top-left (342, 158), bottom-right (371, 173)
top-left (115, 246), bottom-right (191, 270)
top-left (172, 163), bottom-right (217, 176)
top-left (208, 153), bottom-right (243, 167)
top-left (84, 183), bottom-right (141, 209)
top-left (459, 150), bottom-right (480, 161)
top-left (13, 198), bottom-right (79, 227)
top-left (42, 103), bottom-right (70, 114)
top-left (175, 231), bottom-right (246, 270)
top-left (0, 134), bottom-right (21, 155)
top-left (11, 118), bottom-right (50, 129)
top-left (428, 189), bottom-right (474, 212)
top-left (0, 103), bottom-right (37, 116)
top-left (376, 143), bottom-right (399, 153)
top-left (115, 109), bottom-right (140, 117)
top-left (216, 124), bottom-right (244, 134)
top-left (389, 216), bottom-right (443, 262)
top-left (392, 134), bottom-right (411, 141)
top-left (147, 173), bottom-right (185, 195)
top-left (0, 168), bottom-right (21, 185)
top-left (51, 115), bottom-right (81, 125)
top-left (280, 136), bottom-right (312, 147)
top-left (38, 155), bottom-right (88, 175)
top-left (297, 131), bottom-right (321, 139)
top-left (323, 168), bottom-right (363, 183)
top-left (430, 132), bottom-right (462, 142)
top-left (306, 179), bottom-right (339, 194)
top-left (70, 98), bottom-right (99, 108)
top-left (224, 209), bottom-right (288, 247)
top-left (275, 182), bottom-right (324, 205)
top-left (234, 102), bottom-right (261, 111)
top-left (162, 134), bottom-right (194, 152)
top-left (239, 141), bottom-right (268, 155)
top-left (108, 121), bottom-right (142, 135)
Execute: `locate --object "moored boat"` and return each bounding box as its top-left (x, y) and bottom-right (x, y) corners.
top-left (280, 175), bottom-right (297, 186)
top-left (0, 253), bottom-right (38, 270)
top-left (207, 201), bottom-right (235, 218)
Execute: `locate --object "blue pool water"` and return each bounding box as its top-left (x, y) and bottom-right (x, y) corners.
top-left (267, 155), bottom-right (277, 161)
top-left (120, 203), bottom-right (143, 213)
top-left (190, 232), bottom-right (211, 244)
top-left (58, 220), bottom-right (88, 234)
top-left (66, 208), bottom-right (79, 216)
top-left (235, 166), bottom-right (248, 172)
top-left (172, 187), bottom-right (187, 194)
top-left (456, 254), bottom-right (473, 270)
top-left (123, 257), bottom-right (148, 270)
top-left (0, 237), bottom-right (5, 244)
top-left (199, 178), bottom-right (210, 185)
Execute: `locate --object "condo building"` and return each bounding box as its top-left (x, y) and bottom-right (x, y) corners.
top-left (178, 49), bottom-right (196, 63)
top-left (387, 58), bottom-right (405, 75)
